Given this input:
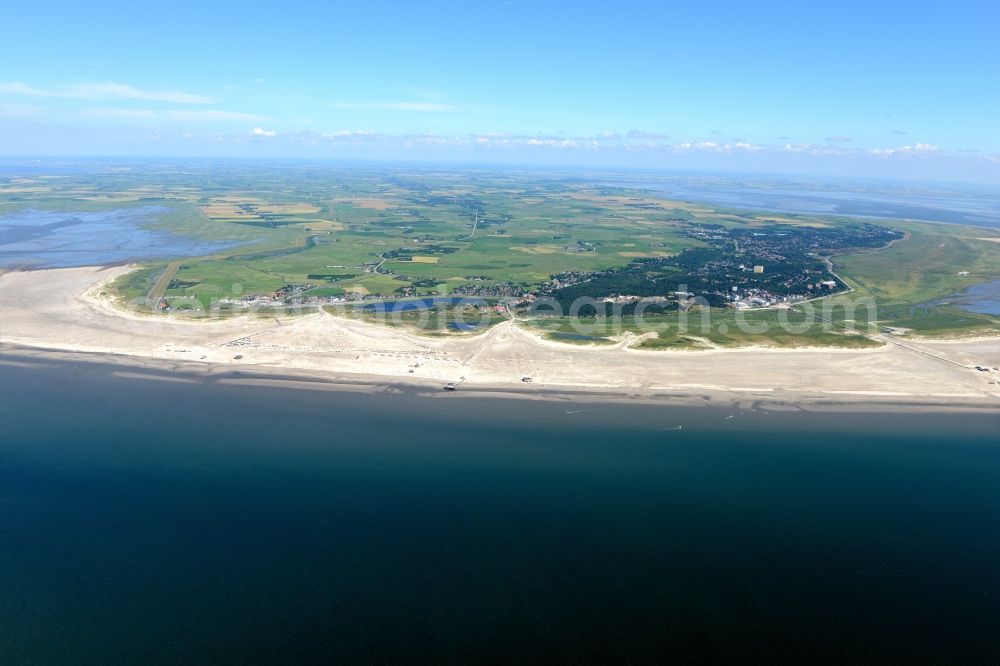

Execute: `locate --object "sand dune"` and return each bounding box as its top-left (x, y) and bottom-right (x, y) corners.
top-left (1, 265), bottom-right (999, 407)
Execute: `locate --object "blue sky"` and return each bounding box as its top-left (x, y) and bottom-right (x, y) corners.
top-left (2, 0), bottom-right (998, 182)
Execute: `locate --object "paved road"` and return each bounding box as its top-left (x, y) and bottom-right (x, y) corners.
top-left (145, 261), bottom-right (181, 308)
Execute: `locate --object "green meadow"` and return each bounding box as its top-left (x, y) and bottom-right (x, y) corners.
top-left (829, 219), bottom-right (1000, 334)
top-left (3, 163), bottom-right (997, 342)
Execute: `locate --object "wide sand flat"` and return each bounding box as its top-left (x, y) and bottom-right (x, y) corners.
top-left (1, 266), bottom-right (999, 406)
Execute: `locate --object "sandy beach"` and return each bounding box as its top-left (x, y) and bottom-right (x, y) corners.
top-left (1, 265), bottom-right (999, 410)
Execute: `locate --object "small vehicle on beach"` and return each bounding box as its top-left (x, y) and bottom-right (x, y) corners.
top-left (442, 382), bottom-right (457, 391)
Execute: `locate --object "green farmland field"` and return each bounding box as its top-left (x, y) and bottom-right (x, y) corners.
top-left (3, 161), bottom-right (998, 342)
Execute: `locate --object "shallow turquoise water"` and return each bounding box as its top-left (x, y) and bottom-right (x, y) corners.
top-left (1, 356), bottom-right (999, 662)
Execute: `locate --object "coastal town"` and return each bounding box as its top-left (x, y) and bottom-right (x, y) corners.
top-left (154, 220), bottom-right (901, 317)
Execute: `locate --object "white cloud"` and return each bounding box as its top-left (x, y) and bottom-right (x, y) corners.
top-left (81, 107), bottom-right (157, 120)
top-left (675, 141), bottom-right (720, 152)
top-left (626, 129), bottom-right (669, 140)
top-left (522, 136), bottom-right (581, 148)
top-left (242, 130), bottom-right (988, 169)
top-left (674, 140), bottom-right (762, 154)
top-left (332, 101), bottom-right (458, 113)
top-left (321, 130), bottom-right (384, 139)
top-left (0, 102), bottom-right (45, 118)
top-left (402, 134), bottom-right (467, 148)
top-left (0, 81), bottom-right (213, 104)
top-left (0, 82), bottom-right (46, 96)
top-left (870, 143), bottom-right (940, 157)
top-left (165, 109), bottom-right (269, 122)
top-left (249, 127), bottom-right (277, 137)
top-left (80, 107), bottom-right (268, 123)
top-left (779, 143), bottom-right (858, 156)
top-left (287, 131), bottom-right (767, 154)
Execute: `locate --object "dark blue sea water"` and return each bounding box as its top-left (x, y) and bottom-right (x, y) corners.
top-left (0, 207), bottom-right (239, 269)
top-left (1, 354), bottom-right (999, 663)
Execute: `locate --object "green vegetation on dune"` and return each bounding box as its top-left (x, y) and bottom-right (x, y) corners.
top-left (526, 308), bottom-right (882, 349)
